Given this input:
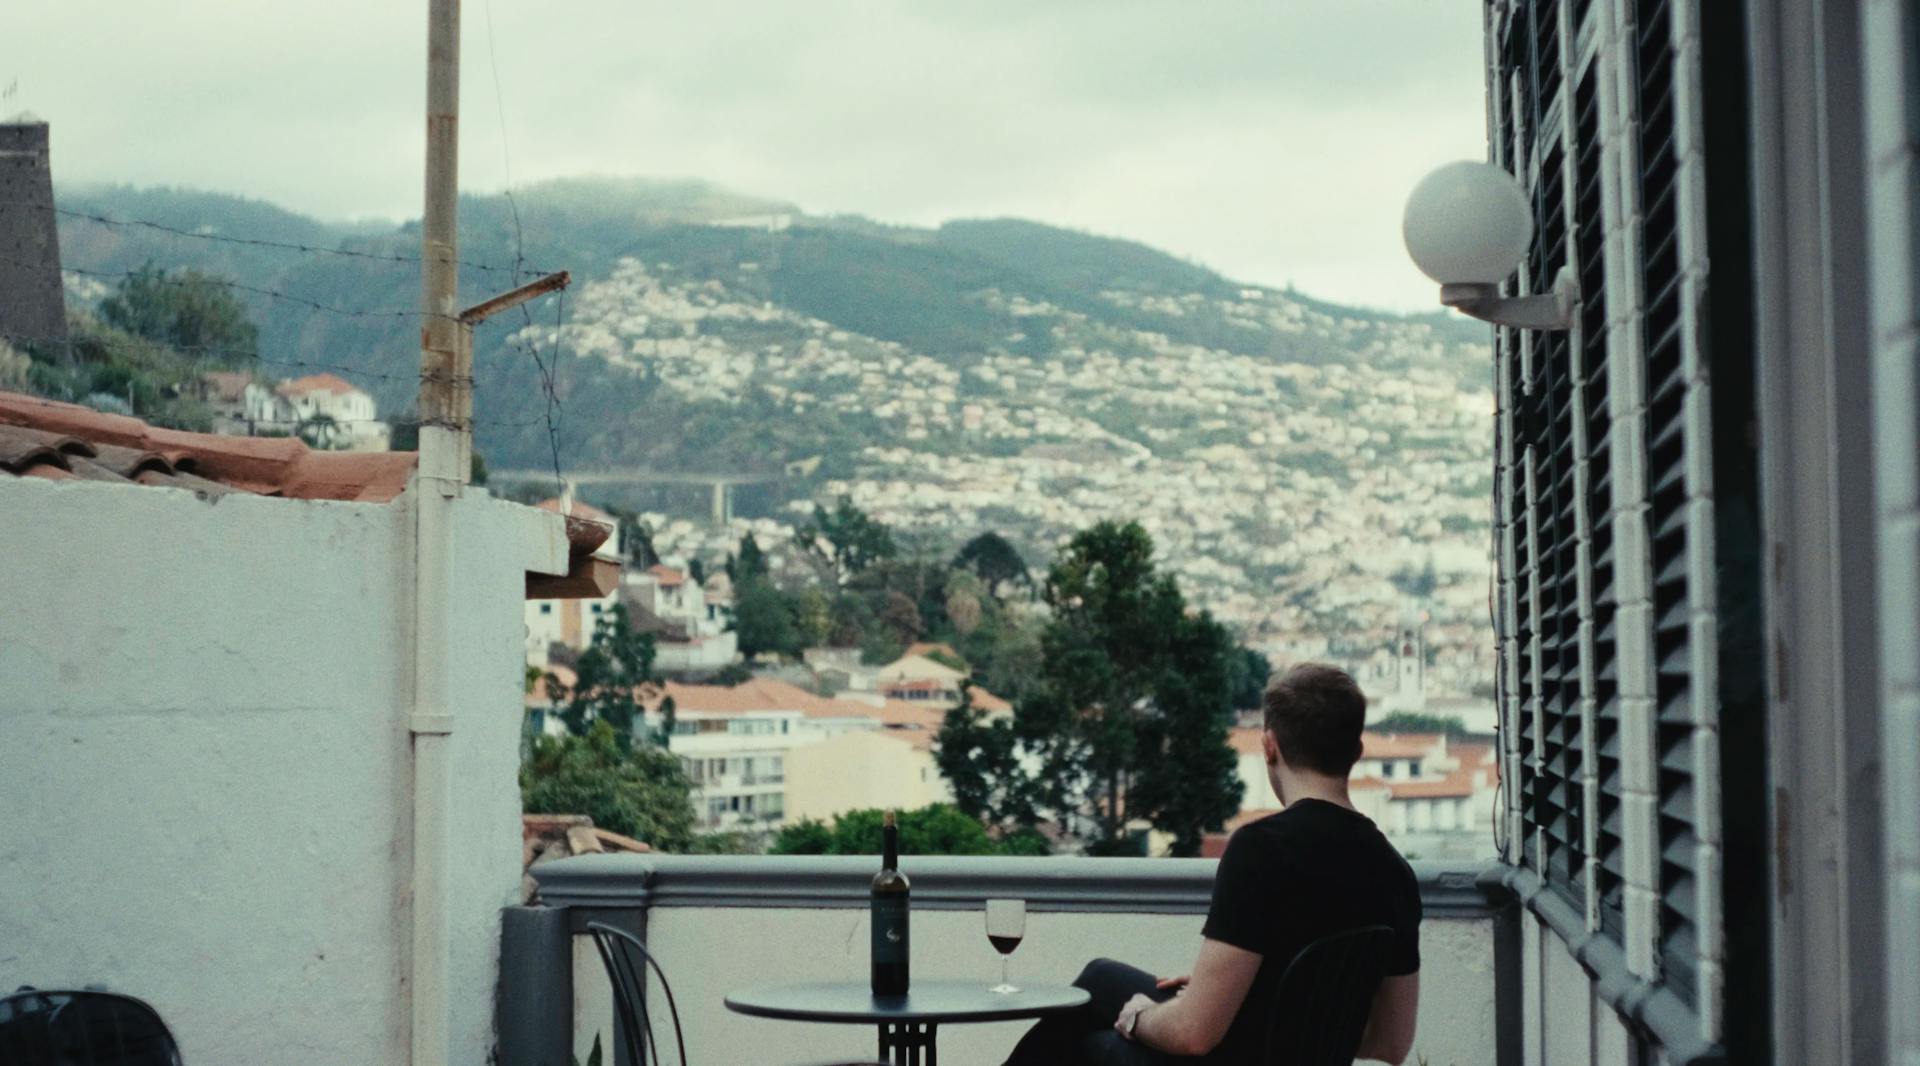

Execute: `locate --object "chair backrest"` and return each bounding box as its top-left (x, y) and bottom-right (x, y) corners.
top-left (0, 988), bottom-right (183, 1066)
top-left (1261, 924), bottom-right (1398, 1066)
top-left (586, 921), bottom-right (687, 1066)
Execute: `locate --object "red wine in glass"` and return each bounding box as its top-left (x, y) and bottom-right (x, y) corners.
top-left (986, 899), bottom-right (1025, 993)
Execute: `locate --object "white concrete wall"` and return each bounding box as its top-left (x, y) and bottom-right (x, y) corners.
top-left (0, 476), bottom-right (543, 1064)
top-left (571, 904), bottom-right (1496, 1066)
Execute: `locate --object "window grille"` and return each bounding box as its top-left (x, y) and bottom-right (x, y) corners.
top-left (1631, 0), bottom-right (1704, 1007)
top-left (1528, 134), bottom-right (1584, 904)
top-left (1573, 61), bottom-right (1626, 942)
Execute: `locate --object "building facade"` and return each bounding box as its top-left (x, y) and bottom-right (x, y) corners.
top-left (1482, 1), bottom-right (1920, 1063)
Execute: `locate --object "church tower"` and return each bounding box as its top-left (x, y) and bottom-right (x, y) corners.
top-left (1394, 604), bottom-right (1426, 712)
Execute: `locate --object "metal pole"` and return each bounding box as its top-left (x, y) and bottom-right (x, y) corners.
top-left (412, 1), bottom-right (461, 1065)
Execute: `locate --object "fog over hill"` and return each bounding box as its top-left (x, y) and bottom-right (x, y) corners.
top-left (50, 178), bottom-right (1495, 660)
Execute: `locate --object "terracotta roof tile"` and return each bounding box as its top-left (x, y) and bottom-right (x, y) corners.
top-left (1360, 732), bottom-right (1442, 760)
top-left (970, 687), bottom-right (1013, 714)
top-left (275, 372), bottom-right (363, 398)
top-left (0, 390), bottom-right (414, 502)
top-left (1387, 765), bottom-right (1486, 799)
top-left (4, 390), bottom-right (621, 601)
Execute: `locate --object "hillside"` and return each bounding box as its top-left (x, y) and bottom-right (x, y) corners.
top-left (41, 179), bottom-right (1497, 659)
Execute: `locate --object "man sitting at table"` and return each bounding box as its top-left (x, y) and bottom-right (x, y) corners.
top-left (1002, 663), bottom-right (1421, 1066)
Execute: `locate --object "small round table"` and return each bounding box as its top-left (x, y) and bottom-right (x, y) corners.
top-left (725, 979), bottom-right (1090, 1066)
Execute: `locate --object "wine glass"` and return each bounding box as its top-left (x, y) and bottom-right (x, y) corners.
top-left (985, 898), bottom-right (1025, 994)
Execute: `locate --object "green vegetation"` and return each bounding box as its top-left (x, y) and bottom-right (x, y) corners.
top-left (770, 805), bottom-right (1048, 857)
top-left (1372, 711), bottom-right (1482, 738)
top-left (520, 721), bottom-right (698, 851)
top-left (552, 604), bottom-right (662, 744)
top-left (98, 262), bottom-right (259, 355)
top-left (938, 521), bottom-right (1247, 856)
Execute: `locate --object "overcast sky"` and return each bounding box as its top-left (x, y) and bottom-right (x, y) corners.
top-left (5, 1), bottom-right (1486, 312)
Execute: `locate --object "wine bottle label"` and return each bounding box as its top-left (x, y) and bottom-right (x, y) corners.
top-left (871, 895), bottom-right (910, 993)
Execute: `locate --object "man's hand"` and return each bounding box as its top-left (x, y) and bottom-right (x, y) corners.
top-left (1114, 993), bottom-right (1156, 1040)
top-left (1155, 974), bottom-right (1190, 993)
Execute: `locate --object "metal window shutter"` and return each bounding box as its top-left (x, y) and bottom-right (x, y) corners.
top-left (1573, 60), bottom-right (1625, 942)
top-left (1632, 0), bottom-right (1702, 1008)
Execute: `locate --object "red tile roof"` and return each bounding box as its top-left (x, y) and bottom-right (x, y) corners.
top-left (970, 687), bottom-right (1013, 714)
top-left (647, 564), bottom-right (686, 587)
top-left (275, 372), bottom-right (365, 398)
top-left (1361, 732), bottom-right (1443, 760)
top-left (0, 390), bottom-right (413, 501)
top-left (1388, 765), bottom-right (1487, 799)
top-left (1, 390), bottom-right (615, 598)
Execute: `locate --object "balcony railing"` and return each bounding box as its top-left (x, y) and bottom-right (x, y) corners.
top-left (503, 855), bottom-right (1513, 1066)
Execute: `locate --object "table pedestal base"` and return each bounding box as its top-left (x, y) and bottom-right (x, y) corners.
top-left (878, 1020), bottom-right (938, 1066)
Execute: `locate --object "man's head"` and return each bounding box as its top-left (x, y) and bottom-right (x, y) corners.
top-left (1261, 663), bottom-right (1367, 778)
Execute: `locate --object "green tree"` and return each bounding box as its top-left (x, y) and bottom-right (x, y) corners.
top-left (804, 496), bottom-right (897, 579)
top-left (935, 684), bottom-right (1039, 830)
top-left (937, 521), bottom-right (1244, 855)
top-left (730, 533), bottom-right (770, 582)
top-left (560, 604), bottom-right (662, 746)
top-left (1129, 612), bottom-right (1246, 855)
top-left (1225, 647), bottom-right (1275, 711)
top-left (768, 804), bottom-right (1036, 856)
top-left (733, 578), bottom-right (802, 659)
top-left (827, 591), bottom-right (874, 648)
top-left (610, 509), bottom-right (660, 568)
top-left (1373, 711), bottom-right (1480, 738)
top-left (952, 531), bottom-right (1031, 597)
top-left (521, 721), bottom-right (697, 851)
top-left (98, 262), bottom-right (260, 357)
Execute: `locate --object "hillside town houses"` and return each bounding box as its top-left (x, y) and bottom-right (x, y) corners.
top-left (523, 515), bottom-right (1494, 849)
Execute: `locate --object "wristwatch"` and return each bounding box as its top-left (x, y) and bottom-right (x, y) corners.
top-left (1122, 1003), bottom-right (1144, 1039)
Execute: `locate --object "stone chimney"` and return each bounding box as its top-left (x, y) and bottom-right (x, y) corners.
top-left (0, 119), bottom-right (67, 349)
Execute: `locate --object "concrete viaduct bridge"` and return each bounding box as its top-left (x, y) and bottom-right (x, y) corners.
top-left (491, 468), bottom-right (791, 525)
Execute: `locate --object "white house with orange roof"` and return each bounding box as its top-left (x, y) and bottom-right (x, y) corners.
top-left (1227, 725), bottom-right (1497, 850)
top-left (273, 372), bottom-right (389, 452)
top-left (642, 679), bottom-right (880, 829)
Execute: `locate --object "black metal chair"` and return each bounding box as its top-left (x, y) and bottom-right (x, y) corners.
top-left (0, 987), bottom-right (184, 1066)
top-left (586, 922), bottom-right (888, 1066)
top-left (1260, 924), bottom-right (1398, 1066)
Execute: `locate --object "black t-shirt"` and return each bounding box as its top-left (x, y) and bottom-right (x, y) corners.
top-left (1198, 799), bottom-right (1421, 1064)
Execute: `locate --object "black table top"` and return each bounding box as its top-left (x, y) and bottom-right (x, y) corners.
top-left (725, 980), bottom-right (1090, 1025)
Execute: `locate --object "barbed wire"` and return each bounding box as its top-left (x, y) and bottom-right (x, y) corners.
top-left (0, 199), bottom-right (551, 275)
top-left (0, 329), bottom-right (420, 385)
top-left (483, 0), bottom-right (568, 498)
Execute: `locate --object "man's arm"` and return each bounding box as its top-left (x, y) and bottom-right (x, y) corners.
top-left (1352, 972), bottom-right (1420, 1064)
top-left (1120, 938), bottom-right (1263, 1057)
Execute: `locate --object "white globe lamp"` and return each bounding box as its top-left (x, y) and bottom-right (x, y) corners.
top-left (1402, 160), bottom-right (1576, 330)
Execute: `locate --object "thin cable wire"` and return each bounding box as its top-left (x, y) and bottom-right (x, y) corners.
top-left (0, 253), bottom-right (446, 322)
top-left (482, 0), bottom-right (567, 498)
top-left (10, 203), bottom-right (552, 276)
top-left (0, 330), bottom-right (420, 385)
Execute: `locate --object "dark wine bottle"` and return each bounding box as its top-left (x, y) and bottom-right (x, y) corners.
top-left (870, 809), bottom-right (910, 996)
